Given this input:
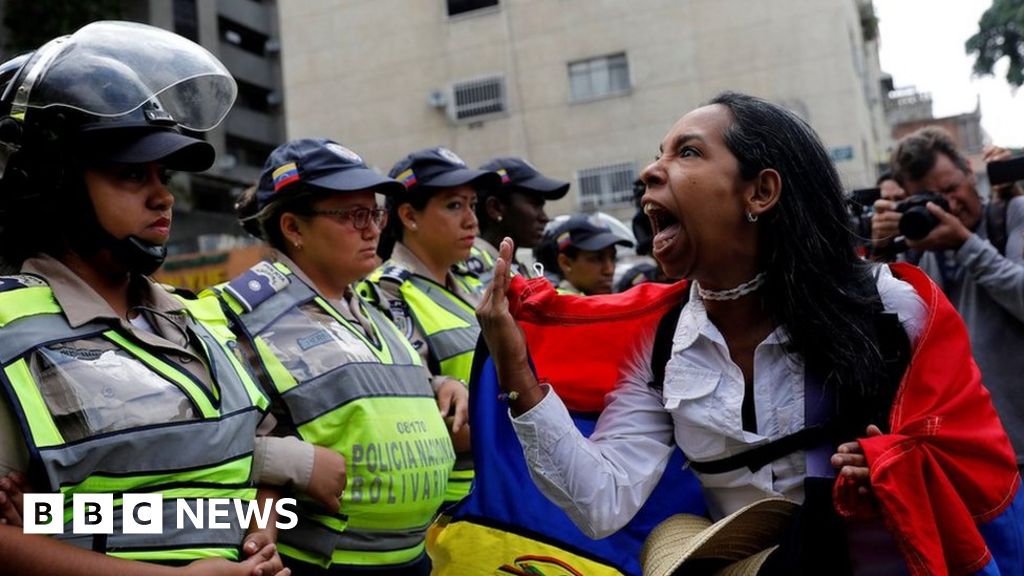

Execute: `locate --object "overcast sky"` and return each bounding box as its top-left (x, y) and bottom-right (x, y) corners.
top-left (873, 0), bottom-right (1023, 147)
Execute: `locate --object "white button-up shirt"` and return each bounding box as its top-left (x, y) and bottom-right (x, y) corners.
top-left (511, 266), bottom-right (927, 538)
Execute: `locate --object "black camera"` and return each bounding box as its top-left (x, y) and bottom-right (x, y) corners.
top-left (846, 187), bottom-right (881, 250)
top-left (987, 156), bottom-right (1024, 187)
top-left (896, 192), bottom-right (950, 240)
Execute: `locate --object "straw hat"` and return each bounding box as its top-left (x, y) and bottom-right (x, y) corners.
top-left (640, 497), bottom-right (799, 576)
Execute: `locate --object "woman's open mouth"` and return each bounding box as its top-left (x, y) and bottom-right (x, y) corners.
top-left (644, 201), bottom-right (681, 257)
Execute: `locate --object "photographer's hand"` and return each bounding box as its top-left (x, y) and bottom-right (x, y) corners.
top-left (870, 199), bottom-right (901, 255)
top-left (906, 202), bottom-right (971, 252)
top-left (984, 145), bottom-right (1023, 200)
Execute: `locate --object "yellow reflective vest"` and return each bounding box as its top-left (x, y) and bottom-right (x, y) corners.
top-left (360, 264), bottom-right (480, 504)
top-left (210, 261), bottom-right (454, 569)
top-left (0, 274), bottom-right (268, 563)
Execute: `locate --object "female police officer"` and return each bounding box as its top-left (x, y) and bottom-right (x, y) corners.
top-left (211, 138), bottom-right (464, 575)
top-left (362, 148), bottom-right (500, 507)
top-left (0, 21), bottom-right (290, 575)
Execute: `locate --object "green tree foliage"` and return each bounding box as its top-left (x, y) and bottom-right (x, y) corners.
top-left (2, 0), bottom-right (123, 55)
top-left (965, 0), bottom-right (1024, 87)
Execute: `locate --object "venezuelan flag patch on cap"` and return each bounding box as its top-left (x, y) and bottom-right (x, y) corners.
top-left (272, 162), bottom-right (300, 191)
top-left (557, 231), bottom-right (572, 250)
top-left (396, 168), bottom-right (417, 189)
top-left (496, 168), bottom-right (510, 184)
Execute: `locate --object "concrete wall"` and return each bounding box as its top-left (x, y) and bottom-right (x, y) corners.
top-left (279, 0), bottom-right (889, 221)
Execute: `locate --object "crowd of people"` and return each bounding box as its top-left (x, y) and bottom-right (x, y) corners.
top-left (0, 20), bottom-right (1021, 576)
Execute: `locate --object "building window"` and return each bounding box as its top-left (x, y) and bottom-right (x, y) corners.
top-left (577, 162), bottom-right (636, 209)
top-left (569, 53), bottom-right (630, 103)
top-left (218, 16), bottom-right (270, 56)
top-left (447, 0), bottom-right (498, 17)
top-left (235, 79), bottom-right (277, 113)
top-left (173, 0), bottom-right (198, 42)
top-left (225, 134), bottom-right (276, 170)
top-left (451, 75), bottom-right (506, 121)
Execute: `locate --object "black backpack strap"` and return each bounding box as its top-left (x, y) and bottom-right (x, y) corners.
top-left (649, 287), bottom-right (688, 391)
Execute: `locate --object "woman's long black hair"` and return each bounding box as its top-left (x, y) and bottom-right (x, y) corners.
top-left (709, 92), bottom-right (891, 430)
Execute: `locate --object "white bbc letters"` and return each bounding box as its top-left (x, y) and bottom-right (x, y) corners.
top-left (22, 493), bottom-right (64, 534)
top-left (123, 493), bottom-right (163, 535)
top-left (72, 493), bottom-right (113, 535)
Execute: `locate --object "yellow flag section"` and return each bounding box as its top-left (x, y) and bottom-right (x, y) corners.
top-left (427, 519), bottom-right (623, 576)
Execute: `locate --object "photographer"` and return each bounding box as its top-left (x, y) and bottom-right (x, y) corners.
top-left (871, 127), bottom-right (1024, 473)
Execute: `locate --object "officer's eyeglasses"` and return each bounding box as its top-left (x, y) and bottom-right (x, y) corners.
top-left (307, 207), bottom-right (388, 230)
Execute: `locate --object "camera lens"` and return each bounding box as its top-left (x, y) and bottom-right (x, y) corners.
top-left (899, 207), bottom-right (937, 240)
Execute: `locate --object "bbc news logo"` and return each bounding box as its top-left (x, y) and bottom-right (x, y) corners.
top-left (23, 494), bottom-right (298, 535)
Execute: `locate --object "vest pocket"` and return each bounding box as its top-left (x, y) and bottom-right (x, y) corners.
top-left (31, 339), bottom-right (198, 442)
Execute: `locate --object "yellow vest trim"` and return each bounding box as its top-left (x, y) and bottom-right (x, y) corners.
top-left (398, 284), bottom-right (474, 336)
top-left (5, 358), bottom-right (64, 448)
top-left (110, 548), bottom-right (241, 562)
top-left (104, 331), bottom-right (219, 418)
top-left (0, 286), bottom-right (61, 327)
top-left (63, 455), bottom-right (255, 494)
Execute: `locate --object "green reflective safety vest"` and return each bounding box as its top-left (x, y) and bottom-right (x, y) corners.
top-left (360, 264), bottom-right (480, 504)
top-left (210, 261), bottom-right (455, 569)
top-left (0, 274), bottom-right (268, 563)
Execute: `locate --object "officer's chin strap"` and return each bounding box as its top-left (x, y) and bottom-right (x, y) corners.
top-left (108, 235), bottom-right (167, 276)
top-left (69, 187), bottom-right (168, 276)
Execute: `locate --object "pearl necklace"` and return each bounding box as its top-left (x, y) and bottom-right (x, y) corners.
top-left (697, 272), bottom-right (766, 301)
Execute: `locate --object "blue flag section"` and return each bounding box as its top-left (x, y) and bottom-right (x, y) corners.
top-left (428, 348), bottom-right (705, 576)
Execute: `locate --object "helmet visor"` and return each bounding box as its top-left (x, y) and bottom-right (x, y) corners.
top-left (15, 21), bottom-right (236, 131)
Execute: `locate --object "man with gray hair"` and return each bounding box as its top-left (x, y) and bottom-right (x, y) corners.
top-left (872, 126), bottom-right (1024, 473)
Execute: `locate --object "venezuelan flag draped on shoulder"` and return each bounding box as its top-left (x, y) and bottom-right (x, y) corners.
top-left (835, 263), bottom-right (1024, 576)
top-left (428, 276), bottom-right (705, 576)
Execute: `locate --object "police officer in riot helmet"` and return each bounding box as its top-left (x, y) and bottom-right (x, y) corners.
top-left (0, 21), bottom-right (288, 576)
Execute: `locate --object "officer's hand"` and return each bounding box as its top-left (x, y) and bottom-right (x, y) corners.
top-left (183, 543), bottom-right (290, 576)
top-left (0, 472), bottom-right (30, 527)
top-left (831, 424), bottom-right (883, 497)
top-left (870, 198), bottom-right (901, 250)
top-left (242, 526), bottom-right (281, 575)
top-left (306, 446), bottom-right (345, 514)
top-left (436, 377), bottom-right (469, 435)
top-left (906, 202), bottom-right (971, 252)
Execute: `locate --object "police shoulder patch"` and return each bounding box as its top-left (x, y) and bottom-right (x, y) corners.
top-left (0, 274), bottom-right (48, 293)
top-left (224, 261), bottom-right (291, 313)
top-left (379, 264), bottom-right (412, 285)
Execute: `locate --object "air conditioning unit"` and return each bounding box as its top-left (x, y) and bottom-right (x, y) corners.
top-left (448, 74), bottom-right (505, 122)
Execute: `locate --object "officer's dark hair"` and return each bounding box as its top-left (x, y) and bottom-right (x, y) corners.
top-left (377, 187), bottom-right (436, 260)
top-left (532, 226), bottom-right (561, 281)
top-left (708, 91), bottom-right (888, 420)
top-left (234, 184), bottom-right (263, 240)
top-left (0, 101), bottom-right (94, 267)
top-left (255, 184), bottom-right (319, 255)
top-left (891, 126), bottom-right (971, 186)
top-left (475, 185), bottom-right (513, 231)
